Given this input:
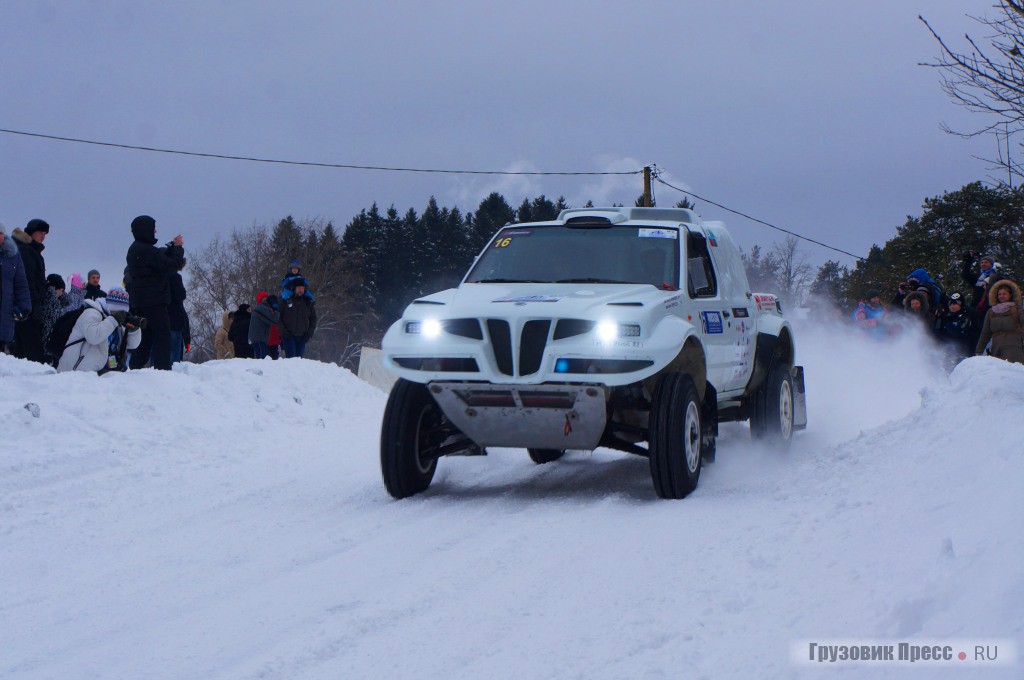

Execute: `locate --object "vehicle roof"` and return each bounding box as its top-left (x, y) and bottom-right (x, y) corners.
top-left (555, 206), bottom-right (703, 225)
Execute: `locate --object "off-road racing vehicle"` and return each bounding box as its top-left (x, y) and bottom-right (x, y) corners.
top-left (380, 206), bottom-right (806, 499)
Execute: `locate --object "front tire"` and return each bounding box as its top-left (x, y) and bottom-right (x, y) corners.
top-left (380, 379), bottom-right (442, 498)
top-left (528, 448), bottom-right (565, 464)
top-left (750, 363), bottom-right (794, 448)
top-left (648, 373), bottom-right (702, 499)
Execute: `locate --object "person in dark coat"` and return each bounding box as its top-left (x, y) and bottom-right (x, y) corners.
top-left (229, 303), bottom-right (253, 358)
top-left (83, 269), bottom-right (107, 301)
top-left (279, 278), bottom-right (317, 358)
top-left (125, 215), bottom-right (185, 370)
top-left (248, 292), bottom-right (279, 359)
top-left (902, 289), bottom-right (932, 330)
top-left (961, 250), bottom-right (1003, 320)
top-left (933, 292), bottom-right (974, 369)
top-left (41, 274), bottom-right (69, 364)
top-left (0, 221), bottom-right (32, 354)
top-left (11, 219), bottom-right (48, 362)
top-left (168, 259), bottom-right (188, 364)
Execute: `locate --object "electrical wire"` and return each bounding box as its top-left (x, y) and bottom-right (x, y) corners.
top-left (1, 125), bottom-right (865, 260)
top-left (0, 127), bottom-right (642, 176)
top-left (654, 175), bottom-right (864, 261)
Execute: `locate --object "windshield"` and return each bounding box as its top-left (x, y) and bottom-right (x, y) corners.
top-left (465, 225), bottom-right (680, 288)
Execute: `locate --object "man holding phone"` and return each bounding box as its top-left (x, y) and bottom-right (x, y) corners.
top-left (125, 215), bottom-right (184, 370)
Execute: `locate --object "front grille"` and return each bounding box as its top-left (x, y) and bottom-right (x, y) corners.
top-left (553, 319), bottom-right (594, 340)
top-left (486, 320), bottom-right (514, 376)
top-left (518, 320), bottom-right (551, 376)
top-left (444, 318), bottom-right (483, 340)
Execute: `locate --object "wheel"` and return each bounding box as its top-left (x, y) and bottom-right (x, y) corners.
top-left (648, 373), bottom-right (702, 499)
top-left (380, 379), bottom-right (443, 498)
top-left (750, 362), bottom-right (794, 448)
top-left (528, 448), bottom-right (565, 464)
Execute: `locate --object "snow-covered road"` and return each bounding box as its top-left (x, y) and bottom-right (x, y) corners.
top-left (2, 325), bottom-right (1021, 679)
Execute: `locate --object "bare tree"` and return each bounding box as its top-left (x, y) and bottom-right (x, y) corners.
top-left (185, 218), bottom-right (378, 368)
top-left (921, 3), bottom-right (1024, 183)
top-left (772, 236), bottom-right (813, 307)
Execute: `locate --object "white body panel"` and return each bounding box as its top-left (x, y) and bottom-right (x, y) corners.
top-left (382, 207), bottom-right (796, 404)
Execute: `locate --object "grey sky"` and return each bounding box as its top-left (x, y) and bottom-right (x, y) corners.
top-left (0, 1), bottom-right (1000, 289)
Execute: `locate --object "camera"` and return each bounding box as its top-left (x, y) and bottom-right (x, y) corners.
top-left (126, 315), bottom-right (147, 329)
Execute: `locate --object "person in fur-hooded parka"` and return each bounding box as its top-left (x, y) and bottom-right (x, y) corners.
top-left (902, 289), bottom-right (932, 329)
top-left (215, 310), bottom-right (234, 359)
top-left (975, 279), bottom-right (1024, 364)
top-left (0, 221), bottom-right (32, 349)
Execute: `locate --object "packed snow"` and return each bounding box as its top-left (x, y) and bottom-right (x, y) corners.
top-left (1, 321), bottom-right (1021, 679)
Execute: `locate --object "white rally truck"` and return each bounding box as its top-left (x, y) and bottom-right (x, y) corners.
top-left (379, 206), bottom-right (806, 499)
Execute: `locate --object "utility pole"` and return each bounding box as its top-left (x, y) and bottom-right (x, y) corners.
top-left (642, 166), bottom-right (652, 207)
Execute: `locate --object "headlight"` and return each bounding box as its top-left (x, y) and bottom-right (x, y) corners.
top-left (405, 319), bottom-right (443, 337)
top-left (423, 319), bottom-right (442, 337)
top-left (596, 321), bottom-right (640, 340)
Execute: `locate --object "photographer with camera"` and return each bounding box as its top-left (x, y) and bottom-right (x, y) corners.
top-left (961, 250), bottom-right (1003, 318)
top-left (55, 287), bottom-right (142, 373)
top-left (125, 215), bottom-right (184, 370)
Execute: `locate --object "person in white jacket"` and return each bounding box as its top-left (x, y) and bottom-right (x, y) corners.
top-left (56, 287), bottom-right (141, 373)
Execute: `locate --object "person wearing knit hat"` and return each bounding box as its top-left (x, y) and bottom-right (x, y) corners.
top-left (55, 285), bottom-right (141, 373)
top-left (961, 249), bottom-right (1004, 324)
top-left (40, 274), bottom-right (70, 363)
top-left (280, 259), bottom-right (310, 301)
top-left (25, 219), bottom-right (49, 235)
top-left (84, 269), bottom-right (106, 301)
top-left (125, 214), bottom-right (184, 370)
top-left (933, 291), bottom-right (975, 369)
top-left (852, 289), bottom-right (888, 341)
top-left (228, 303), bottom-right (253, 359)
top-left (0, 220), bottom-right (32, 353)
top-left (62, 273), bottom-right (87, 315)
top-left (248, 291), bottom-right (279, 359)
top-left (9, 219), bottom-right (49, 362)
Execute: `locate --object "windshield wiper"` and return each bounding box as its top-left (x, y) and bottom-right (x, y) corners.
top-left (554, 278), bottom-right (630, 284)
top-left (470, 278), bottom-right (546, 284)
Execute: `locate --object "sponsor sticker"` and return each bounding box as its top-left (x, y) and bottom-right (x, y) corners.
top-left (638, 228), bottom-right (677, 239)
top-left (732, 307), bottom-right (749, 318)
top-left (492, 295), bottom-right (563, 303)
top-left (700, 310), bottom-right (724, 334)
top-left (706, 230), bottom-right (719, 247)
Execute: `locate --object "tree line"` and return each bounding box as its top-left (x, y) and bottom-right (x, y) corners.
top-left (183, 182), bottom-right (1024, 367)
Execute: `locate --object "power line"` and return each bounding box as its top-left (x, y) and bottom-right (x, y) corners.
top-left (654, 175), bottom-right (864, 261)
top-left (1, 125), bottom-right (864, 260)
top-left (0, 127), bottom-right (642, 177)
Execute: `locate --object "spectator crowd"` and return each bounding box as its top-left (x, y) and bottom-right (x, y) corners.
top-left (1, 216), bottom-right (317, 373)
top-left (851, 251), bottom-right (1024, 368)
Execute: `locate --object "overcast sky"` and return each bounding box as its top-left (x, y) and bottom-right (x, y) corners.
top-left (0, 1), bottom-right (1002, 289)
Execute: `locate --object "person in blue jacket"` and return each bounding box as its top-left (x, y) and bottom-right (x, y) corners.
top-left (280, 260), bottom-right (314, 301)
top-left (904, 268), bottom-right (944, 310)
top-left (852, 290), bottom-right (889, 340)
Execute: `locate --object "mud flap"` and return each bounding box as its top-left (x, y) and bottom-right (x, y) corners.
top-left (791, 366), bottom-right (807, 431)
top-left (701, 381), bottom-right (718, 463)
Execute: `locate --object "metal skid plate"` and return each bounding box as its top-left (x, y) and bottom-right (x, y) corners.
top-left (428, 382), bottom-right (608, 450)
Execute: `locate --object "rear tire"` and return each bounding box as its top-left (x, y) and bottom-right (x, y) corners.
top-left (648, 373), bottom-right (702, 499)
top-left (380, 379), bottom-right (441, 498)
top-left (750, 362), bottom-right (794, 448)
top-left (528, 448), bottom-right (565, 464)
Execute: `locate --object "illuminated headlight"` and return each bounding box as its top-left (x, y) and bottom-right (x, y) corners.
top-left (596, 322), bottom-right (641, 340)
top-left (422, 319), bottom-right (442, 337)
top-left (405, 319), bottom-right (443, 337)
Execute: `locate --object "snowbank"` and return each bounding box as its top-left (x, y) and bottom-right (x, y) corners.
top-left (1, 334), bottom-right (1021, 678)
